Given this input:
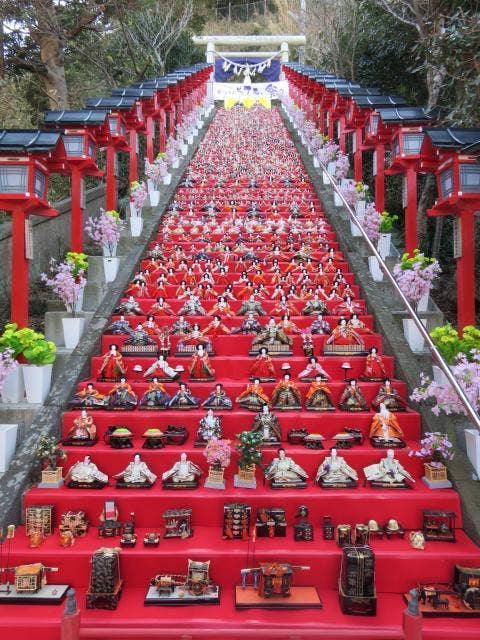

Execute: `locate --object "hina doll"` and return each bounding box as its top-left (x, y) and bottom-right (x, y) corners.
top-left (348, 313), bottom-right (371, 334)
top-left (67, 455), bottom-right (108, 487)
top-left (70, 383), bottom-right (106, 409)
top-left (196, 409), bottom-right (222, 445)
top-left (202, 383), bottom-right (233, 410)
top-left (168, 382), bottom-right (200, 409)
top-left (264, 448), bottom-right (308, 488)
top-left (189, 344), bottom-right (215, 380)
top-left (162, 452), bottom-right (202, 488)
top-left (251, 318), bottom-right (293, 352)
top-left (302, 295), bottom-right (328, 316)
top-left (171, 315), bottom-right (192, 336)
top-left (64, 410), bottom-right (97, 443)
top-left (363, 449), bottom-right (415, 487)
top-left (371, 379), bottom-right (407, 412)
top-left (272, 295), bottom-right (300, 316)
top-left (202, 315), bottom-right (231, 337)
top-left (336, 295), bottom-right (364, 316)
top-left (324, 318), bottom-right (365, 352)
top-left (143, 355), bottom-right (180, 381)
top-left (123, 324), bottom-right (157, 348)
top-left (298, 356), bottom-right (330, 381)
top-left (305, 376), bottom-right (335, 411)
top-left (236, 378), bottom-right (270, 411)
top-left (249, 347), bottom-right (276, 381)
top-left (114, 454), bottom-right (157, 487)
top-left (208, 296), bottom-right (234, 317)
top-left (178, 294), bottom-right (207, 316)
top-left (309, 313), bottom-right (331, 335)
top-left (251, 405), bottom-right (282, 445)
top-left (177, 324), bottom-right (212, 352)
top-left (339, 379), bottom-right (369, 411)
top-left (315, 448), bottom-right (358, 487)
top-left (139, 378), bottom-right (171, 409)
top-left (143, 316), bottom-right (162, 337)
top-left (107, 315), bottom-right (132, 335)
top-left (107, 378), bottom-right (138, 410)
top-left (278, 314), bottom-right (302, 335)
top-left (98, 344), bottom-right (127, 380)
top-left (125, 279), bottom-right (149, 298)
top-left (115, 296), bottom-right (143, 316)
top-left (149, 296), bottom-right (174, 316)
top-left (237, 295), bottom-right (266, 316)
top-left (361, 347), bottom-right (387, 381)
top-left (369, 403), bottom-right (405, 447)
top-left (271, 373), bottom-right (302, 410)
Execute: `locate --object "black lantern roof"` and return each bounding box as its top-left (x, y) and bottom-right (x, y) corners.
top-left (337, 87), bottom-right (381, 97)
top-left (44, 110), bottom-right (108, 126)
top-left (0, 129), bottom-right (62, 152)
top-left (111, 88), bottom-right (156, 98)
top-left (376, 106), bottom-right (433, 123)
top-left (353, 95), bottom-right (407, 108)
top-left (425, 128), bottom-right (480, 151)
top-left (132, 79), bottom-right (171, 89)
top-left (324, 81), bottom-right (361, 90)
top-left (85, 97), bottom-right (136, 110)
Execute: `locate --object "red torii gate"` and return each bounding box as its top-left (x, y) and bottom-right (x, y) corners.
top-left (0, 130), bottom-right (65, 327)
top-left (419, 128), bottom-right (480, 329)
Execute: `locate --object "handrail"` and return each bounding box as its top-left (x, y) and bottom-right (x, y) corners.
top-left (312, 151), bottom-right (480, 431)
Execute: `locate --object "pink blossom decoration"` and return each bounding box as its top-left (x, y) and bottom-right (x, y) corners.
top-left (408, 431), bottom-right (454, 465)
top-left (0, 348), bottom-right (18, 392)
top-left (41, 258), bottom-right (86, 316)
top-left (85, 209), bottom-right (123, 256)
top-left (393, 255), bottom-right (441, 307)
top-left (204, 437), bottom-right (232, 469)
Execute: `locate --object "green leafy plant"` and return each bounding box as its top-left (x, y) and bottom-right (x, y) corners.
top-left (235, 430), bottom-right (263, 470)
top-left (36, 435), bottom-right (66, 470)
top-left (0, 323), bottom-right (26, 358)
top-left (459, 326), bottom-right (480, 358)
top-left (399, 248), bottom-right (437, 271)
top-left (378, 210), bottom-right (398, 233)
top-left (6, 326), bottom-right (57, 366)
top-left (430, 324), bottom-right (480, 364)
top-left (65, 252), bottom-right (88, 277)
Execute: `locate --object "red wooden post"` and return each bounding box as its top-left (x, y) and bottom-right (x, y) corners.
top-left (405, 165), bottom-right (418, 253)
top-left (353, 128), bottom-right (363, 182)
top-left (375, 143), bottom-right (385, 213)
top-left (146, 116), bottom-right (154, 162)
top-left (70, 168), bottom-right (84, 253)
top-left (327, 109), bottom-right (334, 140)
top-left (129, 129), bottom-right (138, 182)
top-left (159, 109), bottom-right (166, 153)
top-left (318, 109), bottom-right (325, 135)
top-left (10, 208), bottom-right (29, 327)
top-left (457, 210), bottom-right (476, 330)
top-left (105, 144), bottom-right (117, 211)
top-left (339, 115), bottom-right (346, 153)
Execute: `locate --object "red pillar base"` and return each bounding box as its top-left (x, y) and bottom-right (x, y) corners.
top-left (10, 208), bottom-right (29, 327)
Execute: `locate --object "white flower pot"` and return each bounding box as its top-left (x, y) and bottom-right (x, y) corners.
top-left (149, 190), bottom-right (160, 207)
top-left (23, 364), bottom-right (53, 404)
top-left (130, 216), bottom-right (143, 237)
top-left (103, 257), bottom-right (120, 282)
top-left (350, 215), bottom-right (364, 237)
top-left (172, 158), bottom-right (180, 169)
top-left (327, 161), bottom-right (337, 176)
top-left (313, 157), bottom-right (320, 168)
top-left (163, 173), bottom-right (172, 185)
top-left (416, 292), bottom-right (430, 312)
top-left (432, 365), bottom-right (451, 386)
top-left (62, 317), bottom-right (85, 350)
top-left (402, 318), bottom-right (427, 353)
top-left (377, 233), bottom-right (391, 259)
top-left (0, 423), bottom-right (18, 472)
top-left (334, 192), bottom-right (343, 207)
top-left (147, 179), bottom-right (155, 193)
top-left (102, 243), bottom-right (117, 258)
top-left (181, 144), bottom-right (188, 155)
top-left (368, 255), bottom-right (384, 282)
top-left (74, 285), bottom-right (85, 313)
top-left (465, 429), bottom-right (480, 477)
top-left (355, 200), bottom-right (366, 215)
top-left (1, 367), bottom-right (24, 403)
top-left (187, 135), bottom-right (193, 145)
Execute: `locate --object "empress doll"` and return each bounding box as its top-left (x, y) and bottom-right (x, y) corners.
top-left (98, 344), bottom-right (127, 380)
top-left (249, 347), bottom-right (276, 381)
top-left (189, 344), bottom-right (215, 380)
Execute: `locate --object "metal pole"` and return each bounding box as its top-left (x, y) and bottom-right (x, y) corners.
top-left (317, 158), bottom-right (480, 431)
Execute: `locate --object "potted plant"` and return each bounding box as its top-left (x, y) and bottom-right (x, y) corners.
top-left (41, 258), bottom-right (87, 349)
top-left (0, 351), bottom-right (18, 466)
top-left (0, 325), bottom-right (24, 403)
top-left (394, 250), bottom-right (441, 352)
top-left (65, 252), bottom-right (88, 312)
top-left (203, 437), bottom-right (232, 490)
top-left (129, 181), bottom-right (148, 236)
top-left (234, 430), bottom-right (263, 489)
top-left (144, 157), bottom-right (167, 205)
top-left (316, 139), bottom-right (340, 185)
top-left (377, 211), bottom-right (398, 258)
top-left (85, 210), bottom-right (123, 282)
top-left (36, 435), bottom-right (67, 487)
top-left (165, 137), bottom-right (179, 169)
top-left (409, 432), bottom-right (454, 488)
top-left (20, 328), bottom-right (56, 403)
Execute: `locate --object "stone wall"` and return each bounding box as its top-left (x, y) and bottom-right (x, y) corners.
top-left (0, 185), bottom-right (106, 313)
